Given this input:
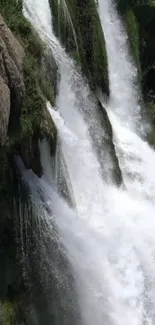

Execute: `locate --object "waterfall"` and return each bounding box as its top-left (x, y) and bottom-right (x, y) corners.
top-left (98, 0), bottom-right (155, 201)
top-left (15, 157), bottom-right (82, 325)
top-left (21, 0), bottom-right (155, 325)
top-left (98, 0), bottom-right (141, 131)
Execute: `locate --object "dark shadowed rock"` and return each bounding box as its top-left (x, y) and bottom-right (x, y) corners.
top-left (0, 76), bottom-right (10, 145)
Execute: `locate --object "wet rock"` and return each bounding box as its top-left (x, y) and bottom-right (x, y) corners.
top-left (0, 14), bottom-right (25, 140)
top-left (0, 76), bottom-right (10, 145)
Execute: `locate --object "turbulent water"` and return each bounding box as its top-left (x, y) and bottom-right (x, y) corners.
top-left (22, 0), bottom-right (155, 324)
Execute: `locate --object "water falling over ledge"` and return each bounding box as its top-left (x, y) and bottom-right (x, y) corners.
top-left (20, 0), bottom-right (155, 324)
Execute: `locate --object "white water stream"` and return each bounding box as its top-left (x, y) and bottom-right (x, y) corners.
top-left (98, 0), bottom-right (141, 131)
top-left (23, 0), bottom-right (155, 324)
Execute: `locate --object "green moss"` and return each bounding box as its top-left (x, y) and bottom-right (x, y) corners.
top-left (0, 0), bottom-right (56, 140)
top-left (125, 8), bottom-right (140, 72)
top-left (116, 1), bottom-right (155, 142)
top-left (0, 301), bottom-right (15, 325)
top-left (117, 1), bottom-right (155, 95)
top-left (21, 54), bottom-right (55, 139)
top-left (91, 5), bottom-right (108, 92)
top-left (0, 0), bottom-right (22, 31)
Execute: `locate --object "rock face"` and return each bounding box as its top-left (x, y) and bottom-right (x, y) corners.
top-left (0, 76), bottom-right (10, 145)
top-left (0, 14), bottom-right (25, 145)
top-left (49, 0), bottom-right (109, 94)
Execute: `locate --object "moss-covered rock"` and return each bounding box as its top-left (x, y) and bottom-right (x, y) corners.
top-left (117, 0), bottom-right (155, 145)
top-left (49, 0), bottom-right (109, 94)
top-left (0, 0), bottom-right (57, 215)
top-left (0, 0), bottom-right (56, 141)
top-left (98, 101), bottom-right (123, 185)
top-left (117, 0), bottom-right (155, 94)
top-left (125, 8), bottom-right (140, 72)
top-left (0, 301), bottom-right (15, 325)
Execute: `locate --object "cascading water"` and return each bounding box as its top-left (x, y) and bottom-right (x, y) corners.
top-left (98, 0), bottom-right (141, 130)
top-left (98, 0), bottom-right (155, 201)
top-left (21, 0), bottom-right (155, 324)
top-left (15, 157), bottom-right (82, 325)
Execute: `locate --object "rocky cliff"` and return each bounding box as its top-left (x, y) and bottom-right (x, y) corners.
top-left (0, 6), bottom-right (57, 323)
top-left (0, 6), bottom-right (57, 218)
